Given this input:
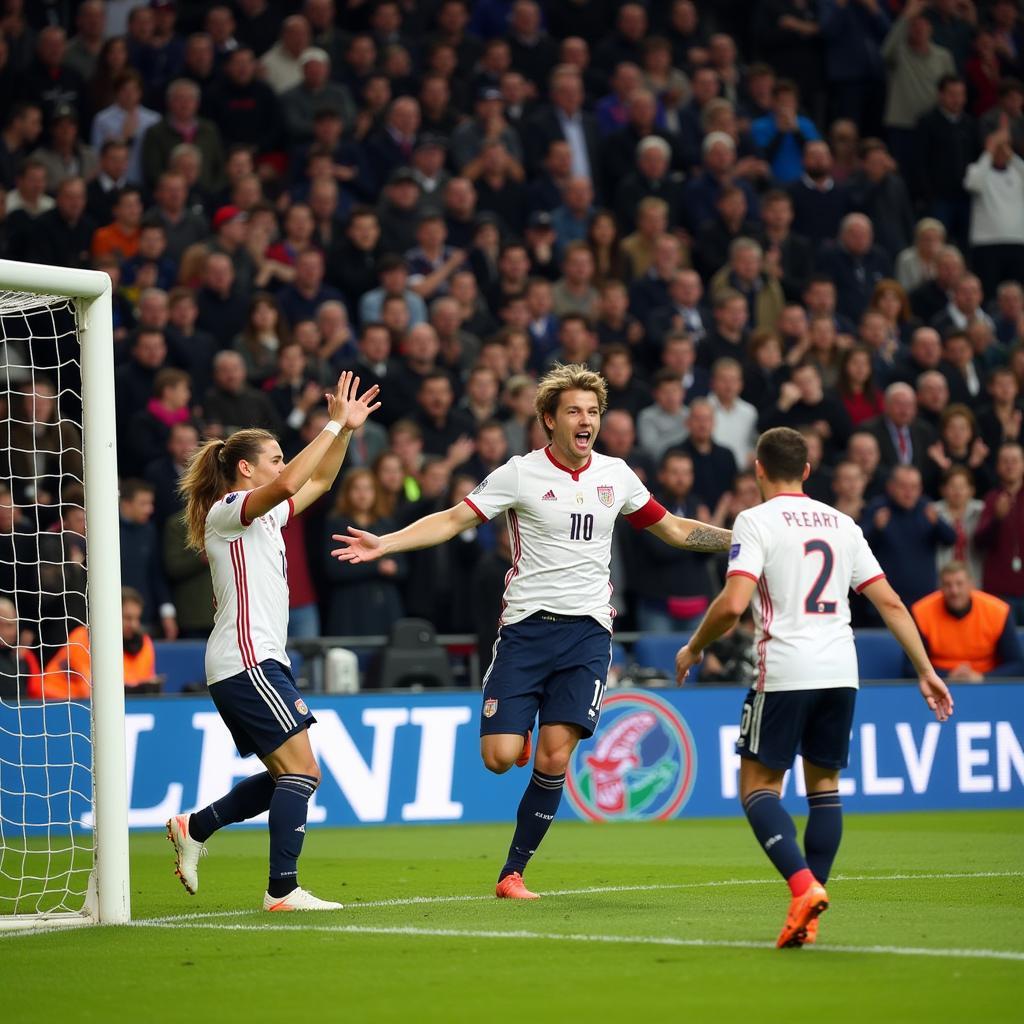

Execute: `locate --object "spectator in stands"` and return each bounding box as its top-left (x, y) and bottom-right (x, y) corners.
top-left (816, 212), bottom-right (893, 322)
top-left (281, 47), bottom-right (355, 148)
top-left (277, 249), bottom-right (342, 327)
top-left (931, 272), bottom-right (995, 336)
top-left (195, 251), bottom-right (248, 339)
top-left (614, 135), bottom-right (686, 234)
top-left (259, 14), bottom-right (311, 94)
top-left (964, 124), bottom-right (1024, 296)
top-left (27, 176), bottom-right (94, 270)
top-left (915, 74), bottom-right (977, 245)
top-left (601, 345), bottom-right (650, 419)
top-left (978, 365), bottom-right (1024, 456)
top-left (866, 380), bottom-right (936, 473)
top-left (707, 357), bottom-right (757, 468)
top-left (751, 78), bottom-right (820, 185)
top-left (896, 217), bottom-right (946, 292)
top-left (19, 26), bottom-right (87, 125)
top-left (831, 458), bottom-right (868, 522)
top-left (637, 369), bottom-right (689, 461)
top-left (911, 561), bottom-right (1024, 680)
top-left (864, 464), bottom-right (956, 609)
top-left (788, 139), bottom-right (850, 249)
top-left (91, 184), bottom-right (143, 262)
top-left (125, 367), bottom-right (192, 478)
top-left (682, 131), bottom-right (757, 237)
top-left (709, 237), bottom-right (785, 332)
top-left (628, 449), bottom-right (715, 632)
top-left (699, 289), bottom-right (749, 370)
top-left (118, 482), bottom-right (176, 640)
top-left (594, 280), bottom-right (644, 354)
top-left (0, 596), bottom-right (40, 700)
top-left (323, 468), bottom-right (407, 637)
top-left (913, 371), bottom-right (950, 437)
top-left (933, 463), bottom-right (985, 583)
top-left (141, 78), bottom-right (225, 192)
top-left (975, 441), bottom-right (1024, 622)
top-left (882, 1), bottom-right (956, 175)
top-left (145, 420), bottom-right (198, 532)
top-left (755, 188), bottom-right (814, 303)
top-left (819, 0), bottom-right (889, 132)
top-left (203, 350), bottom-right (281, 437)
top-left (205, 47), bottom-right (283, 156)
top-left (525, 65), bottom-right (601, 180)
top-left (760, 361), bottom-right (852, 462)
top-left (0, 102), bottom-right (42, 191)
top-left (677, 397), bottom-right (737, 511)
top-left (838, 344), bottom-right (885, 427)
top-left (90, 70), bottom-right (159, 187)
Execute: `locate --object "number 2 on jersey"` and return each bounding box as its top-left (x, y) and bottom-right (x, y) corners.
top-left (803, 539), bottom-right (837, 614)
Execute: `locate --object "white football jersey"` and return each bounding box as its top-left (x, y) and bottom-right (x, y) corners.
top-left (465, 447), bottom-right (663, 631)
top-left (726, 493), bottom-right (884, 692)
top-left (204, 491), bottom-right (295, 685)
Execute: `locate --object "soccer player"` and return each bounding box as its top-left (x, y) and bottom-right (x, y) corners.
top-left (674, 427), bottom-right (953, 947)
top-left (332, 364), bottom-right (731, 898)
top-left (168, 371), bottom-right (381, 911)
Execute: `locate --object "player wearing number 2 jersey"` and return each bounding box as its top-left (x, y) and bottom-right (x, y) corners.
top-left (333, 364), bottom-right (732, 898)
top-left (675, 427), bottom-right (953, 949)
top-left (167, 372), bottom-right (381, 912)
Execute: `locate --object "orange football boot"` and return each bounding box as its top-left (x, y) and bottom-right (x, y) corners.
top-left (802, 917), bottom-right (819, 945)
top-left (515, 729), bottom-right (533, 768)
top-left (495, 872), bottom-right (539, 899)
top-left (776, 881), bottom-right (829, 948)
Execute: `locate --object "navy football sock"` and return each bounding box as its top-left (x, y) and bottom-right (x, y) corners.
top-left (267, 773), bottom-right (319, 898)
top-left (189, 771), bottom-right (276, 843)
top-left (743, 788), bottom-right (813, 895)
top-left (804, 790), bottom-right (843, 884)
top-left (499, 770), bottom-right (565, 881)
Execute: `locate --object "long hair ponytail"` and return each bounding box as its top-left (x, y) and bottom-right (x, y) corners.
top-left (178, 428), bottom-right (277, 551)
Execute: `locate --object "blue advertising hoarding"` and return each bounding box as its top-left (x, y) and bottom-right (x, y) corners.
top-left (1, 684), bottom-right (1022, 834)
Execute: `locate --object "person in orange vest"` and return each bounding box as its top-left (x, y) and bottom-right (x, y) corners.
top-left (40, 587), bottom-right (158, 698)
top-left (911, 561), bottom-right (1024, 682)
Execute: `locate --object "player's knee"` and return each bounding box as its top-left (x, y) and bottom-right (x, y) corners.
top-left (482, 750), bottom-right (514, 774)
top-left (303, 763), bottom-right (322, 786)
top-left (535, 750), bottom-right (570, 775)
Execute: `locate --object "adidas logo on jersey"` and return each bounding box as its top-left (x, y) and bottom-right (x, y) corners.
top-left (541, 489), bottom-right (557, 501)
top-left (295, 824), bottom-right (306, 833)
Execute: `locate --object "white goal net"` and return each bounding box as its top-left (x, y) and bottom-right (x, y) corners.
top-left (0, 262), bottom-right (129, 929)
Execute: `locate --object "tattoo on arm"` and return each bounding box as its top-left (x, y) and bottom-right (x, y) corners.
top-left (683, 525), bottom-right (732, 552)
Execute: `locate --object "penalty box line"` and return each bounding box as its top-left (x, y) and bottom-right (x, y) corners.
top-left (129, 920), bottom-right (1024, 962)
top-left (135, 868), bottom-right (1024, 926)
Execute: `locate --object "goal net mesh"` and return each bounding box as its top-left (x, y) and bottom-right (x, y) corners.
top-left (0, 290), bottom-right (93, 919)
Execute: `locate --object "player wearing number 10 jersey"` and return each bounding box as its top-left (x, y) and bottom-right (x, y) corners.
top-left (675, 427), bottom-right (953, 948)
top-left (333, 364), bottom-right (732, 898)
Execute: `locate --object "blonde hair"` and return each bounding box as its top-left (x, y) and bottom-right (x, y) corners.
top-left (178, 428), bottom-right (276, 551)
top-left (534, 363), bottom-right (608, 439)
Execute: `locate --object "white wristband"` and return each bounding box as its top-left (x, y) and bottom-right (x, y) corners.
top-left (323, 421), bottom-right (342, 437)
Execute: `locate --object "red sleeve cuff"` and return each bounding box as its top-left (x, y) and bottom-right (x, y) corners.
top-left (625, 496), bottom-right (667, 530)
top-left (286, 497), bottom-right (295, 524)
top-left (240, 490), bottom-right (254, 527)
top-left (855, 572), bottom-right (886, 593)
top-left (463, 496), bottom-right (488, 523)
top-left (726, 570), bottom-right (759, 583)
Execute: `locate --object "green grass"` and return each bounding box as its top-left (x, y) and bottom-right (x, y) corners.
top-left (2, 811), bottom-right (1022, 1023)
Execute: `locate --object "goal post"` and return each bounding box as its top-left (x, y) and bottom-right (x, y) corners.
top-left (0, 258), bottom-right (129, 928)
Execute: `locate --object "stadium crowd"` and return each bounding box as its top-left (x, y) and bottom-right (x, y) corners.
top-left (1, 0), bottom-right (1024, 690)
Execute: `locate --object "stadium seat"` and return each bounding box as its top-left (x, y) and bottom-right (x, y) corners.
top-left (376, 618), bottom-right (453, 690)
top-left (632, 634), bottom-right (691, 676)
top-left (154, 641), bottom-right (206, 693)
top-left (854, 630), bottom-right (907, 681)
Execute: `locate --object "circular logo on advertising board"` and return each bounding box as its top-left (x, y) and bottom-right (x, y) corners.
top-left (565, 690), bottom-right (697, 822)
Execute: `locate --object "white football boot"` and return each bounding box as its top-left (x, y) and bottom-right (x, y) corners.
top-left (166, 814), bottom-right (207, 895)
top-left (263, 887), bottom-right (343, 911)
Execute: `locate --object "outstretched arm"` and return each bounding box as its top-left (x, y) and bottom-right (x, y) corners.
top-left (645, 513), bottom-right (732, 552)
top-left (674, 574), bottom-right (757, 684)
top-left (860, 578), bottom-right (954, 721)
top-left (331, 500), bottom-right (481, 563)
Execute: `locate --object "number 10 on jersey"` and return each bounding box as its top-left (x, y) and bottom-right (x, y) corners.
top-left (569, 512), bottom-right (594, 541)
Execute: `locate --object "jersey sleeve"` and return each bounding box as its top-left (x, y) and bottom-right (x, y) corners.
top-left (206, 491), bottom-right (249, 540)
top-left (725, 512), bottom-right (764, 582)
top-left (850, 526), bottom-right (886, 593)
top-left (463, 460), bottom-right (519, 522)
top-left (619, 465), bottom-right (667, 529)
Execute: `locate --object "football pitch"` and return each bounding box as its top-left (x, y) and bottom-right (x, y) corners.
top-left (3, 810), bottom-right (1022, 1023)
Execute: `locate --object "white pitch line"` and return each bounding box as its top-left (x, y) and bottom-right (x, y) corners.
top-left (128, 920), bottom-right (1024, 962)
top-left (136, 869), bottom-right (1024, 926)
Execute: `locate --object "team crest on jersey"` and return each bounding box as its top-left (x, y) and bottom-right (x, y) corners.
top-left (472, 479), bottom-right (488, 494)
top-left (565, 691), bottom-right (697, 822)
top-left (597, 485), bottom-right (614, 507)
top-left (294, 698), bottom-right (308, 716)
top-left (225, 493), bottom-right (238, 504)
top-left (483, 698), bottom-right (498, 718)
top-left (729, 543), bottom-right (741, 559)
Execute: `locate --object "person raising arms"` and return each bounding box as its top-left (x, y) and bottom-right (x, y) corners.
top-left (168, 371), bottom-right (380, 911)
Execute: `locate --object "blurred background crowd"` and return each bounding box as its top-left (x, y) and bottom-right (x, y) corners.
top-left (0, 0), bottom-right (1022, 689)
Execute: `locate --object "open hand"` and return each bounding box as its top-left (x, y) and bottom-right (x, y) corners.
top-left (919, 669), bottom-right (954, 721)
top-left (331, 526), bottom-right (384, 563)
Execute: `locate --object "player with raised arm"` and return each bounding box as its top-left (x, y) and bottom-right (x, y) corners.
top-left (167, 371), bottom-right (381, 911)
top-left (674, 427), bottom-right (954, 948)
top-left (332, 364), bottom-right (732, 898)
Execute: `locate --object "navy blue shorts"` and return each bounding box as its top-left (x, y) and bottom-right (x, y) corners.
top-left (480, 612), bottom-right (612, 739)
top-left (209, 659), bottom-right (316, 759)
top-left (735, 686), bottom-right (857, 771)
